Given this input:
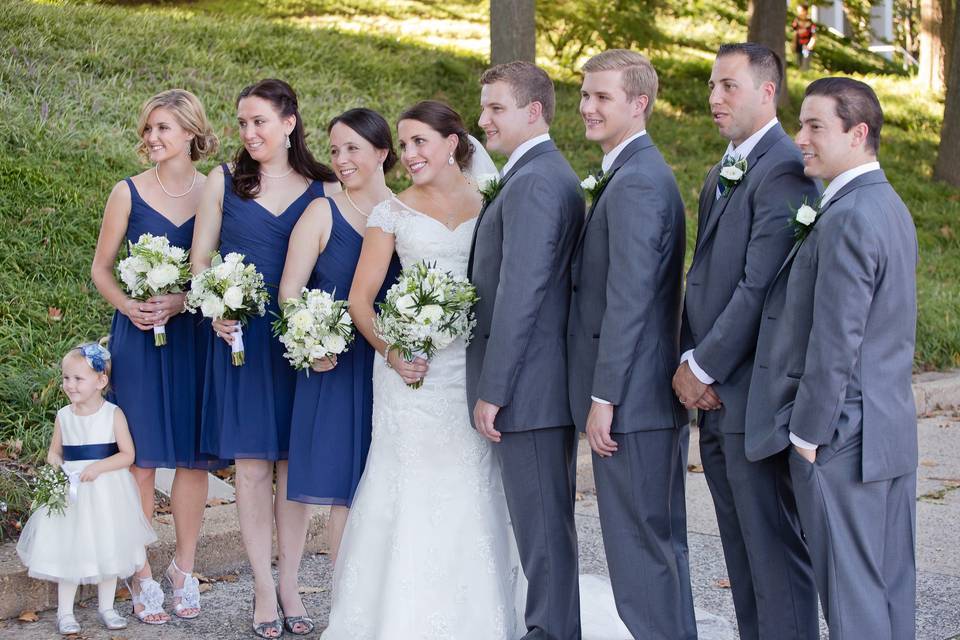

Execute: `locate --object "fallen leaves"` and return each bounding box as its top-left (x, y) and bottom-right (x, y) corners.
top-left (17, 610), bottom-right (39, 623)
top-left (714, 578), bottom-right (731, 589)
top-left (687, 463), bottom-right (704, 473)
top-left (47, 307), bottom-right (63, 321)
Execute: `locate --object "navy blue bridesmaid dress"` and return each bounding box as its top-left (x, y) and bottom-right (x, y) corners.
top-left (109, 178), bottom-right (224, 470)
top-left (200, 165), bottom-right (325, 461)
top-left (286, 199), bottom-right (399, 505)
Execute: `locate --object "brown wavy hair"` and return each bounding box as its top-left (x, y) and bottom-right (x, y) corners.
top-left (232, 79), bottom-right (336, 199)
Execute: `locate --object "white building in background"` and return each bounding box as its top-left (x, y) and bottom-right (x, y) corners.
top-left (813, 0), bottom-right (897, 59)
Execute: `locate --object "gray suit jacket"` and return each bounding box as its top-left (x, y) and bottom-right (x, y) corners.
top-left (680, 124), bottom-right (820, 434)
top-left (567, 135), bottom-right (687, 433)
top-left (466, 139), bottom-right (584, 432)
top-left (745, 170), bottom-right (918, 482)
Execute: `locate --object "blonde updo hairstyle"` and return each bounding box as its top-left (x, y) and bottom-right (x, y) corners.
top-left (135, 89), bottom-right (219, 162)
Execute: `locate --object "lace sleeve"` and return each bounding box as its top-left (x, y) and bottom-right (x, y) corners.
top-left (367, 199), bottom-right (400, 234)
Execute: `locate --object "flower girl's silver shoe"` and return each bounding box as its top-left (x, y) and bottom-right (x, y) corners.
top-left (56, 613), bottom-right (81, 635)
top-left (97, 608), bottom-right (127, 630)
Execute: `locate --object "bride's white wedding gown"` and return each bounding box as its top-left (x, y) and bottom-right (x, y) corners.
top-left (321, 198), bottom-right (526, 639)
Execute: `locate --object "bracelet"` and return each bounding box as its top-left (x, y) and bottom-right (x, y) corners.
top-left (383, 347), bottom-right (393, 369)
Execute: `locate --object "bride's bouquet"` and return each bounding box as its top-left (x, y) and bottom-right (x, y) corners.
top-left (116, 233), bottom-right (191, 346)
top-left (30, 465), bottom-right (70, 517)
top-left (185, 252), bottom-right (269, 366)
top-left (375, 260), bottom-right (478, 389)
top-left (272, 288), bottom-right (354, 374)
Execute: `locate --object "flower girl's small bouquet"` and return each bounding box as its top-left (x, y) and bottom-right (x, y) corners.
top-left (185, 252), bottom-right (269, 366)
top-left (30, 465), bottom-right (70, 517)
top-left (375, 260), bottom-right (478, 389)
top-left (272, 288), bottom-right (354, 374)
top-left (116, 233), bottom-right (191, 346)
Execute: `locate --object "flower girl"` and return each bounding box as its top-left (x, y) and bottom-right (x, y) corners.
top-left (16, 343), bottom-right (157, 635)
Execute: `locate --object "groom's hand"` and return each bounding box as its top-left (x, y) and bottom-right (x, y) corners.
top-left (586, 402), bottom-right (617, 457)
top-left (474, 400), bottom-right (502, 443)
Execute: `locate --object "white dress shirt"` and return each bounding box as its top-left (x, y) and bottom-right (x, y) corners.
top-left (500, 133), bottom-right (551, 177)
top-left (683, 117), bottom-right (782, 382)
top-left (788, 160), bottom-right (882, 452)
top-left (591, 130), bottom-right (648, 407)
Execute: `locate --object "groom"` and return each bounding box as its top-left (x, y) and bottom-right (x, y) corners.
top-left (567, 49), bottom-right (695, 639)
top-left (746, 78), bottom-right (919, 640)
top-left (467, 61), bottom-right (584, 640)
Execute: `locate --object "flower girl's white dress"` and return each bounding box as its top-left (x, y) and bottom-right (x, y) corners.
top-left (17, 401), bottom-right (156, 584)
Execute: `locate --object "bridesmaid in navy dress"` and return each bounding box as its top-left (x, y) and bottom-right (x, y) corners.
top-left (91, 89), bottom-right (220, 625)
top-left (191, 79), bottom-right (338, 639)
top-left (280, 109), bottom-right (400, 569)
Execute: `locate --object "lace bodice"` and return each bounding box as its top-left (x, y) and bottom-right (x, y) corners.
top-left (368, 198), bottom-right (476, 277)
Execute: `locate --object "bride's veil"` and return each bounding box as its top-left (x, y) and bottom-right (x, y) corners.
top-left (463, 134), bottom-right (499, 185)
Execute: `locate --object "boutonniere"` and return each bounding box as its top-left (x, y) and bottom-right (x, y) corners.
top-left (718, 157), bottom-right (748, 197)
top-left (581, 171), bottom-right (611, 204)
top-left (790, 196), bottom-right (822, 243)
top-left (477, 173), bottom-right (504, 206)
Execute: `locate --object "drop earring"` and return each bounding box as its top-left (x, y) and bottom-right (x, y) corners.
top-left (284, 134), bottom-right (291, 149)
top-left (447, 153), bottom-right (455, 166)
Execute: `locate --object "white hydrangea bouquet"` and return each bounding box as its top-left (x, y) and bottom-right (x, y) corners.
top-left (116, 233), bottom-right (191, 346)
top-left (375, 260), bottom-right (478, 389)
top-left (185, 252), bottom-right (269, 366)
top-left (272, 288), bottom-right (354, 374)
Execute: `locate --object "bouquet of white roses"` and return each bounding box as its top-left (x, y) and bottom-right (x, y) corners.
top-left (272, 288), bottom-right (354, 374)
top-left (185, 252), bottom-right (269, 366)
top-left (30, 465), bottom-right (70, 517)
top-left (375, 260), bottom-right (478, 389)
top-left (116, 233), bottom-right (191, 346)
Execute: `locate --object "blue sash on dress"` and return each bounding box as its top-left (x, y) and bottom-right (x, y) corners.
top-left (62, 443), bottom-right (119, 461)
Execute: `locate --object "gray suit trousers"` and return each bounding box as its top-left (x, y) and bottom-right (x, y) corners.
top-left (672, 424), bottom-right (697, 639)
top-left (789, 439), bottom-right (917, 640)
top-left (593, 429), bottom-right (696, 640)
top-left (699, 418), bottom-right (818, 640)
top-left (495, 427), bottom-right (580, 640)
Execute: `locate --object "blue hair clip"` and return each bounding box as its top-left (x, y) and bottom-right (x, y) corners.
top-left (77, 343), bottom-right (111, 373)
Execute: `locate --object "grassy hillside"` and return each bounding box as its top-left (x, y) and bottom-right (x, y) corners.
top-left (0, 0), bottom-right (957, 477)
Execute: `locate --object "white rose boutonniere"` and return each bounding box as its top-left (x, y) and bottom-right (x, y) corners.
top-left (581, 170), bottom-right (612, 205)
top-left (718, 156), bottom-right (748, 197)
top-left (789, 196), bottom-right (823, 243)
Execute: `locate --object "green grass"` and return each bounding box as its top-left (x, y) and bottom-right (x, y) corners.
top-left (0, 0), bottom-right (957, 513)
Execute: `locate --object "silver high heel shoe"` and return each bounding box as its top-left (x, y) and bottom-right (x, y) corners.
top-left (164, 559), bottom-right (201, 619)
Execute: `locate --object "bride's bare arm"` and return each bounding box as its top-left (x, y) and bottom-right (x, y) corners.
top-left (348, 229), bottom-right (428, 384)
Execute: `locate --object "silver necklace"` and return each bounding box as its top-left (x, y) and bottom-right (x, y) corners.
top-left (155, 165), bottom-right (198, 198)
top-left (343, 188), bottom-right (372, 218)
top-left (260, 166), bottom-right (294, 179)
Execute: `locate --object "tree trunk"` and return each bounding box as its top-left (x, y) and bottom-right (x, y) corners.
top-left (935, 0), bottom-right (960, 185)
top-left (490, 0), bottom-right (536, 65)
top-left (919, 0), bottom-right (945, 91)
top-left (748, 0), bottom-right (790, 106)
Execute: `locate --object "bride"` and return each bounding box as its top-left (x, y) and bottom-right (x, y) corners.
top-left (323, 101), bottom-right (525, 639)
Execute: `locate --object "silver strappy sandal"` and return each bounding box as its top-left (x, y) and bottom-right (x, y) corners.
top-left (164, 559), bottom-right (201, 619)
top-left (124, 576), bottom-right (168, 625)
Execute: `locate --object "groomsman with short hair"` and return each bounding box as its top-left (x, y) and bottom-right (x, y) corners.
top-left (567, 49), bottom-right (695, 639)
top-left (673, 42), bottom-right (820, 639)
top-left (746, 77), bottom-right (919, 640)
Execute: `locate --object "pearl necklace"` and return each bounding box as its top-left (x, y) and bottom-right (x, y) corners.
top-left (155, 165), bottom-right (198, 198)
top-left (260, 166), bottom-right (294, 179)
top-left (343, 188), bottom-right (374, 218)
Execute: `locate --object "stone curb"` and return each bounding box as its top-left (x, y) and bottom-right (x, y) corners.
top-left (0, 503), bottom-right (328, 620)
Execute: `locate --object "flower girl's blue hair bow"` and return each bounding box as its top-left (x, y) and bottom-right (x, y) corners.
top-left (75, 342), bottom-right (111, 373)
